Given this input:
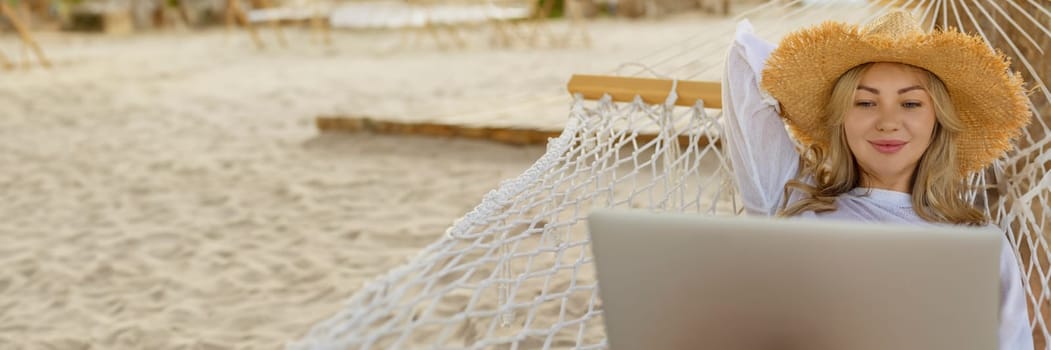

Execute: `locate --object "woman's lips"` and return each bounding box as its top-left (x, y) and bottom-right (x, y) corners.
top-left (870, 140), bottom-right (907, 154)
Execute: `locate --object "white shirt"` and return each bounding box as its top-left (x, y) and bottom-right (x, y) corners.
top-left (721, 20), bottom-right (1034, 350)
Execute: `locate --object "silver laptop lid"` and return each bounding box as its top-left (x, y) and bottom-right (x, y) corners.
top-left (588, 209), bottom-right (1001, 350)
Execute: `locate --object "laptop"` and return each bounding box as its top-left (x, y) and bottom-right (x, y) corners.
top-left (587, 209), bottom-right (1001, 350)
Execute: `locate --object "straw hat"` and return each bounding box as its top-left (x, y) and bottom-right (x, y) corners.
top-left (760, 10), bottom-right (1031, 175)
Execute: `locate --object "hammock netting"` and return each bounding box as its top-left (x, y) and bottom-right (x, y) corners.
top-left (290, 1), bottom-right (1051, 348)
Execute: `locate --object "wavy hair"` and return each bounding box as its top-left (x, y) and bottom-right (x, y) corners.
top-left (778, 62), bottom-right (987, 226)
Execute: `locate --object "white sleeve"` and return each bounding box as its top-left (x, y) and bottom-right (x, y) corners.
top-left (721, 20), bottom-right (801, 216)
top-left (999, 234), bottom-right (1034, 350)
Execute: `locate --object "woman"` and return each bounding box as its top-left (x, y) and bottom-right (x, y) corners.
top-left (722, 11), bottom-right (1034, 349)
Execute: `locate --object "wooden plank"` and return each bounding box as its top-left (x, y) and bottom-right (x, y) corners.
top-left (316, 115), bottom-right (717, 148)
top-left (317, 116), bottom-right (560, 145)
top-left (567, 74), bottom-right (721, 108)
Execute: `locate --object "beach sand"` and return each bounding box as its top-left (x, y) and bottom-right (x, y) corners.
top-left (0, 14), bottom-right (731, 349)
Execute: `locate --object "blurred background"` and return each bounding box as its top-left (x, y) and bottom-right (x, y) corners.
top-left (0, 0), bottom-right (762, 348)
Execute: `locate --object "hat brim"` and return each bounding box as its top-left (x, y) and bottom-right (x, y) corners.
top-left (761, 21), bottom-right (1031, 175)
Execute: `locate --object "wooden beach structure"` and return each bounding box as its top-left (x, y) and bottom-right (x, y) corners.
top-left (325, 0), bottom-right (590, 50)
top-left (0, 1), bottom-right (50, 69)
top-left (228, 0), bottom-right (334, 49)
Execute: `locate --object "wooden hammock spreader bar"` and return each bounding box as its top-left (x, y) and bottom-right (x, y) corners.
top-left (566, 74), bottom-right (722, 108)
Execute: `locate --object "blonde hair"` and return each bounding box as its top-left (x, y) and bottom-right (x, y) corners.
top-left (778, 62), bottom-right (988, 226)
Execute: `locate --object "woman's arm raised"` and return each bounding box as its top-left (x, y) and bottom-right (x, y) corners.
top-left (721, 20), bottom-right (801, 216)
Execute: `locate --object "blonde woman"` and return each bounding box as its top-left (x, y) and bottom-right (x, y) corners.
top-left (722, 11), bottom-right (1033, 349)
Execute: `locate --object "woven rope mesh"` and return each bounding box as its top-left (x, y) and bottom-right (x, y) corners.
top-left (292, 1), bottom-right (1051, 348)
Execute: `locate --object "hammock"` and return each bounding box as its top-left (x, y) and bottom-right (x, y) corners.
top-left (328, 1), bottom-right (533, 29)
top-left (326, 0), bottom-right (581, 49)
top-left (291, 1), bottom-right (1051, 348)
top-left (248, 6), bottom-right (325, 23)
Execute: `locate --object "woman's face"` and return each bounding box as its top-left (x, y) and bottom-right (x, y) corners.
top-left (843, 63), bottom-right (938, 192)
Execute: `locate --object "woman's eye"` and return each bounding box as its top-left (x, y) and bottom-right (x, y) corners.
top-left (855, 101), bottom-right (875, 108)
top-left (903, 101), bottom-right (923, 109)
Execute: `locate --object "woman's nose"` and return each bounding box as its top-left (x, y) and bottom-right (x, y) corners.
top-left (875, 109), bottom-right (902, 132)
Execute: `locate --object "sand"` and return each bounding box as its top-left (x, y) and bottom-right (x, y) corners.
top-left (0, 14), bottom-right (732, 349)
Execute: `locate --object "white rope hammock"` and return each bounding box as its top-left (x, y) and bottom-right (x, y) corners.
top-left (326, 1), bottom-right (533, 29)
top-left (290, 1), bottom-right (1051, 348)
